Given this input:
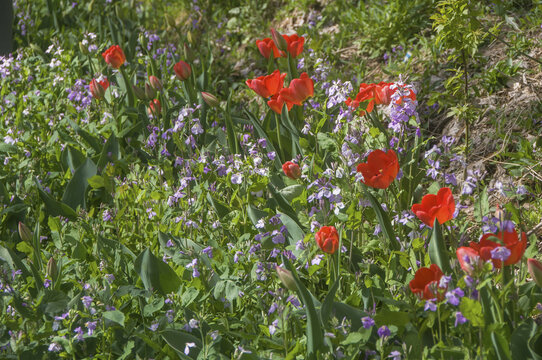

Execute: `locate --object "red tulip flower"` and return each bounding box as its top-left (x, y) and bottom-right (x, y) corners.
top-left (356, 149), bottom-right (399, 189)
top-left (282, 34), bottom-right (304, 58)
top-left (246, 70), bottom-right (287, 98)
top-left (279, 72), bottom-right (314, 106)
top-left (89, 78), bottom-right (109, 100)
top-left (282, 161), bottom-right (301, 180)
top-left (102, 45), bottom-right (126, 69)
top-left (469, 229), bottom-right (527, 268)
top-left (256, 38), bottom-right (283, 59)
top-left (267, 94), bottom-right (294, 114)
top-left (174, 60), bottom-right (191, 81)
top-left (315, 226), bottom-right (339, 254)
top-left (409, 264), bottom-right (445, 301)
top-left (411, 187), bottom-right (455, 227)
top-left (345, 83), bottom-right (379, 114)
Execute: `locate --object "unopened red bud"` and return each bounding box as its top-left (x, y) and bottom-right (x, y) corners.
top-left (528, 258), bottom-right (542, 287)
top-left (18, 222), bottom-right (32, 243)
top-left (275, 265), bottom-right (297, 291)
top-left (47, 257), bottom-right (58, 279)
top-left (148, 75), bottom-right (162, 91)
top-left (145, 83), bottom-right (156, 99)
top-left (201, 92), bottom-right (219, 108)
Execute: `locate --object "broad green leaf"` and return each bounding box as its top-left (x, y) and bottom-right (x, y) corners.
top-left (97, 133), bottom-right (119, 170)
top-left (459, 297), bottom-right (484, 327)
top-left (511, 320), bottom-right (537, 360)
top-left (61, 158), bottom-right (97, 210)
top-left (321, 277), bottom-right (340, 326)
top-left (35, 178), bottom-right (77, 220)
top-left (280, 184), bottom-right (304, 202)
top-left (529, 330), bottom-right (542, 360)
top-left (428, 220), bottom-right (451, 273)
top-left (283, 256), bottom-right (324, 359)
top-left (161, 329), bottom-right (202, 359)
top-left (104, 310), bottom-right (125, 327)
top-left (278, 211), bottom-right (305, 246)
top-left (134, 248), bottom-right (181, 295)
top-left (61, 145), bottom-right (85, 172)
top-left (491, 331), bottom-right (511, 360)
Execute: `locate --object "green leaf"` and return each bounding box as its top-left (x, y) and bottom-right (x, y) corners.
top-left (61, 146), bottom-right (85, 172)
top-left (511, 320), bottom-right (537, 360)
top-left (278, 211), bottom-right (305, 246)
top-left (104, 310), bottom-right (125, 327)
top-left (529, 330), bottom-right (542, 360)
top-left (428, 219), bottom-right (451, 273)
top-left (282, 256), bottom-right (324, 359)
top-left (134, 248), bottom-right (181, 295)
top-left (459, 297), bottom-right (484, 327)
top-left (161, 329), bottom-right (202, 359)
top-left (321, 277), bottom-right (340, 326)
top-left (280, 184), bottom-right (304, 202)
top-left (491, 331), bottom-right (511, 360)
top-left (207, 193), bottom-right (230, 220)
top-left (61, 158), bottom-right (97, 210)
top-left (97, 133), bottom-right (119, 170)
top-left (364, 190), bottom-right (400, 251)
top-left (34, 178), bottom-right (77, 220)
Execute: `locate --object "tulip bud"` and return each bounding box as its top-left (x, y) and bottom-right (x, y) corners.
top-left (139, 33), bottom-right (148, 51)
top-left (528, 258), bottom-right (542, 287)
top-left (148, 99), bottom-right (161, 116)
top-left (282, 161), bottom-right (301, 180)
top-left (201, 92), bottom-right (219, 108)
top-left (187, 30), bottom-right (195, 45)
top-left (145, 83), bottom-right (156, 99)
top-left (148, 75), bottom-right (163, 91)
top-left (47, 257), bottom-right (58, 280)
top-left (132, 85), bottom-right (147, 101)
top-left (270, 28), bottom-right (288, 52)
top-left (79, 41), bottom-right (89, 55)
top-left (174, 60), bottom-right (191, 81)
top-left (18, 222), bottom-right (32, 243)
top-left (90, 79), bottom-right (106, 100)
top-left (275, 265), bottom-right (297, 291)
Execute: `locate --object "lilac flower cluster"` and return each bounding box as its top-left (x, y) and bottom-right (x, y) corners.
top-left (387, 80), bottom-right (419, 147)
top-left (67, 79), bottom-right (93, 112)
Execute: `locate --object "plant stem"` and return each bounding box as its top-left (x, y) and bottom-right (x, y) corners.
top-left (462, 49), bottom-right (469, 181)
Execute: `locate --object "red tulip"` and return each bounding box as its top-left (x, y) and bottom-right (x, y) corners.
top-left (279, 72), bottom-right (314, 106)
top-left (89, 78), bottom-right (109, 100)
top-left (282, 34), bottom-right (304, 58)
top-left (470, 229), bottom-right (527, 268)
top-left (246, 70), bottom-right (287, 98)
top-left (148, 99), bottom-right (161, 116)
top-left (527, 258), bottom-right (542, 287)
top-left (256, 38), bottom-right (283, 59)
top-left (411, 187), bottom-right (455, 227)
top-left (345, 83), bottom-right (378, 114)
top-left (282, 161), bottom-right (301, 180)
top-left (346, 81), bottom-right (417, 114)
top-left (456, 246), bottom-right (483, 275)
top-left (315, 226), bottom-right (339, 254)
top-left (102, 45), bottom-right (125, 69)
top-left (356, 149), bottom-right (399, 189)
top-left (174, 60), bottom-right (191, 81)
top-left (267, 94), bottom-right (293, 114)
top-left (409, 264), bottom-right (445, 301)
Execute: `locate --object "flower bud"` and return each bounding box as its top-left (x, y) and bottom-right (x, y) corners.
top-left (528, 258), bottom-right (542, 287)
top-left (201, 92), bottom-right (220, 108)
top-left (275, 265), bottom-right (297, 291)
top-left (282, 161), bottom-right (301, 180)
top-left (145, 83), bottom-right (156, 99)
top-left (90, 79), bottom-right (107, 100)
top-left (47, 257), bottom-right (58, 280)
top-left (148, 75), bottom-right (163, 91)
top-left (18, 222), bottom-right (32, 243)
top-left (187, 30), bottom-right (195, 45)
top-left (148, 99), bottom-right (161, 116)
top-left (79, 41), bottom-right (89, 55)
top-left (174, 60), bottom-right (191, 81)
top-left (132, 85), bottom-right (147, 101)
top-left (270, 28), bottom-right (288, 52)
